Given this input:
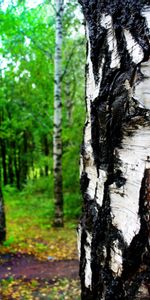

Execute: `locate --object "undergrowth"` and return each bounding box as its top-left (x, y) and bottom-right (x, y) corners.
top-left (1, 177), bottom-right (81, 259)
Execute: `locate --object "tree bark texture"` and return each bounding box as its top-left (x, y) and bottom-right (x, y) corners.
top-left (78, 1), bottom-right (150, 299)
top-left (53, 0), bottom-right (64, 226)
top-left (0, 188), bottom-right (6, 243)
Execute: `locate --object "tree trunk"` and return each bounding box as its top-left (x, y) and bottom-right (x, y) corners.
top-left (14, 143), bottom-right (20, 190)
top-left (78, 1), bottom-right (150, 299)
top-left (8, 142), bottom-right (14, 185)
top-left (53, 0), bottom-right (64, 227)
top-left (21, 130), bottom-right (28, 186)
top-left (0, 187), bottom-right (6, 243)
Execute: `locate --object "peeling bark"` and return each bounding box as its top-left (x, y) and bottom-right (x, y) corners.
top-left (53, 0), bottom-right (64, 227)
top-left (78, 1), bottom-right (150, 299)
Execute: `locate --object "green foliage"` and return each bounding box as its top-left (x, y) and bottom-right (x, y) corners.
top-left (3, 236), bottom-right (15, 246)
top-left (1, 0), bottom-right (85, 220)
top-left (0, 3), bottom-right (85, 298)
top-left (21, 176), bottom-right (54, 197)
top-left (4, 180), bottom-right (54, 226)
top-left (64, 193), bottom-right (82, 219)
top-left (3, 176), bottom-right (80, 223)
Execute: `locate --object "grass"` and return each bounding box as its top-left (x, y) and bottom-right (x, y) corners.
top-left (1, 178), bottom-right (80, 259)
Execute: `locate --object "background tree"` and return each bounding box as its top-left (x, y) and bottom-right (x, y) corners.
top-left (78, 0), bottom-right (150, 299)
top-left (53, 0), bottom-right (64, 227)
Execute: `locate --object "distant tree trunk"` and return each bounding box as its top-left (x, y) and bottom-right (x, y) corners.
top-left (40, 168), bottom-right (44, 177)
top-left (14, 143), bottom-right (20, 190)
top-left (78, 1), bottom-right (150, 299)
top-left (8, 142), bottom-right (14, 185)
top-left (0, 187), bottom-right (6, 243)
top-left (53, 0), bottom-right (64, 227)
top-left (21, 130), bottom-right (28, 186)
top-left (0, 139), bottom-right (8, 186)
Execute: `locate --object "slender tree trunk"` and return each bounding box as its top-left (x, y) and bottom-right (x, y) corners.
top-left (8, 155), bottom-right (14, 185)
top-left (30, 136), bottom-right (35, 179)
top-left (78, 1), bottom-right (150, 299)
top-left (8, 142), bottom-right (14, 185)
top-left (40, 168), bottom-right (44, 177)
top-left (0, 187), bottom-right (6, 243)
top-left (14, 143), bottom-right (20, 190)
top-left (21, 130), bottom-right (28, 186)
top-left (53, 0), bottom-right (64, 227)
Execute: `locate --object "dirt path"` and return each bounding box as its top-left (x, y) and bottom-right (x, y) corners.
top-left (0, 253), bottom-right (79, 281)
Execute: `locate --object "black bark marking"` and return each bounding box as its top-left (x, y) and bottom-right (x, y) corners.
top-left (80, 172), bottom-right (90, 197)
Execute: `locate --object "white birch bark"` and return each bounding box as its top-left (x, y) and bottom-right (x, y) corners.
top-left (78, 1), bottom-right (150, 299)
top-left (53, 0), bottom-right (64, 226)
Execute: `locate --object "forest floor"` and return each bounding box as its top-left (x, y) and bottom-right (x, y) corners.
top-left (0, 231), bottom-right (80, 300)
top-left (0, 184), bottom-right (81, 299)
top-left (0, 253), bottom-right (80, 299)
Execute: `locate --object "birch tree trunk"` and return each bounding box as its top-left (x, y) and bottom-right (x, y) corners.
top-left (53, 0), bottom-right (64, 227)
top-left (78, 1), bottom-right (150, 299)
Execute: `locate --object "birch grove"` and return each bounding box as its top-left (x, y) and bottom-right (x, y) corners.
top-left (78, 0), bottom-right (150, 299)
